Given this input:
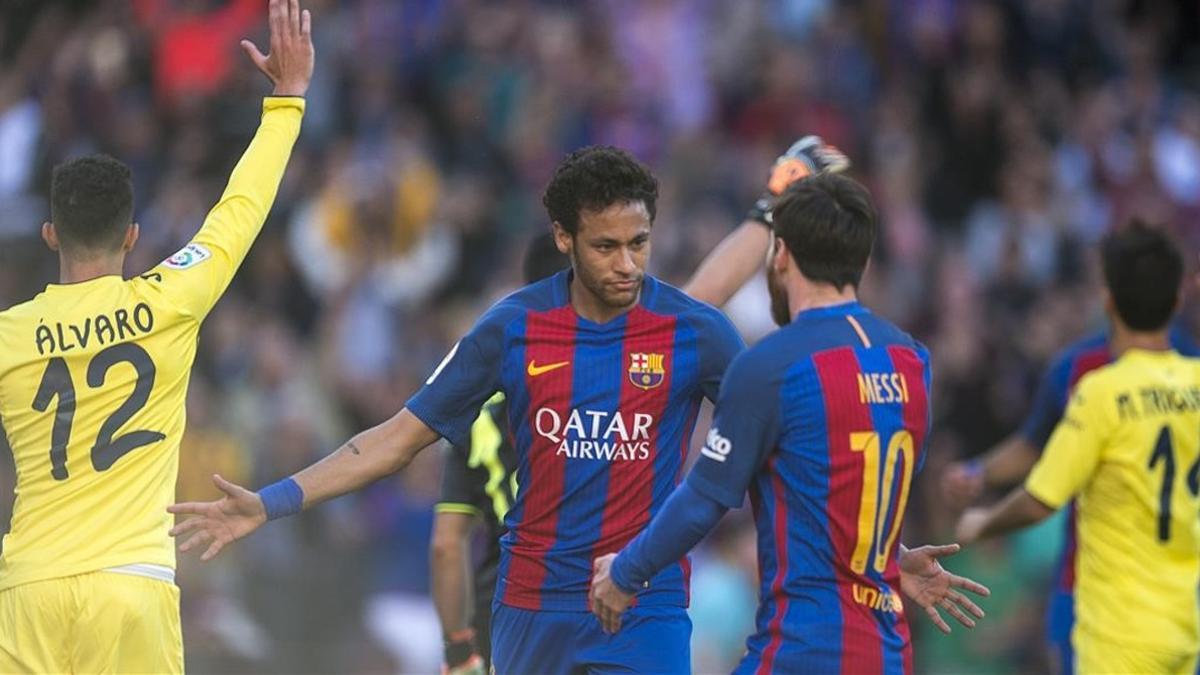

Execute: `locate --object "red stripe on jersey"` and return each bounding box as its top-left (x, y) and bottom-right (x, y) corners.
top-left (756, 456), bottom-right (791, 675)
top-left (503, 306), bottom-right (577, 610)
top-left (593, 308), bottom-right (676, 587)
top-left (812, 347), bottom-right (883, 675)
top-left (1058, 347), bottom-right (1107, 593)
top-left (888, 346), bottom-right (929, 673)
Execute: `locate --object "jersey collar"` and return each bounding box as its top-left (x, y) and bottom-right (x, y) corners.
top-left (792, 300), bottom-right (865, 323)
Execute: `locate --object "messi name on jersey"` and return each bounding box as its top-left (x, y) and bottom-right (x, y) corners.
top-left (534, 407), bottom-right (654, 461)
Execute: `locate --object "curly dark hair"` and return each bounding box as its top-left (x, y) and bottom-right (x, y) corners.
top-left (541, 146), bottom-right (658, 235)
top-left (51, 154), bottom-right (134, 253)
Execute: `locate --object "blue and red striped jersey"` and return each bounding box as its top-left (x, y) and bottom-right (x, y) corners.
top-left (689, 302), bottom-right (930, 674)
top-left (1018, 327), bottom-right (1198, 595)
top-left (408, 270), bottom-right (744, 611)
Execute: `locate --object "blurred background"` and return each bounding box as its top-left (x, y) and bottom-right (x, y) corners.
top-left (1, 0), bottom-right (1199, 673)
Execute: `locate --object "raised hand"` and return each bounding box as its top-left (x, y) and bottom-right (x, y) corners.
top-left (241, 0), bottom-right (314, 97)
top-left (898, 543), bottom-right (990, 634)
top-left (942, 460), bottom-right (985, 508)
top-left (589, 553), bottom-right (635, 634)
top-left (167, 474), bottom-right (268, 561)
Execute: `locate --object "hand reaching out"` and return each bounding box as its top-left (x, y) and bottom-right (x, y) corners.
top-left (241, 0), bottom-right (314, 97)
top-left (167, 474), bottom-right (267, 561)
top-left (898, 543), bottom-right (990, 634)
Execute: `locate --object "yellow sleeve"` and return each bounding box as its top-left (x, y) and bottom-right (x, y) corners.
top-left (148, 97), bottom-right (305, 319)
top-left (1025, 375), bottom-right (1112, 509)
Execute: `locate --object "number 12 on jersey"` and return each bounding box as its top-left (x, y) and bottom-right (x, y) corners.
top-left (32, 343), bottom-right (165, 481)
top-left (849, 430), bottom-right (915, 575)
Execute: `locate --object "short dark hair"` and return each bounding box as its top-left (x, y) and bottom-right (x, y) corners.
top-left (541, 146), bottom-right (658, 235)
top-left (50, 155), bottom-right (134, 253)
top-left (523, 232), bottom-right (568, 284)
top-left (1101, 220), bottom-right (1183, 331)
top-left (771, 173), bottom-right (876, 290)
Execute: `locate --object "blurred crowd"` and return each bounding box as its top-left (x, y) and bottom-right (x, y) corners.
top-left (1, 0), bottom-right (1199, 672)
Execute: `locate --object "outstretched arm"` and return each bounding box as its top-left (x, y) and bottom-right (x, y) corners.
top-left (169, 408), bottom-right (440, 560)
top-left (955, 488), bottom-right (1056, 545)
top-left (591, 482), bottom-right (727, 633)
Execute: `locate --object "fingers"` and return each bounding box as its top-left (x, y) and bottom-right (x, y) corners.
top-left (240, 40), bottom-right (268, 71)
top-left (597, 604), bottom-right (621, 634)
top-left (289, 0), bottom-right (300, 37)
top-left (940, 598), bottom-right (976, 629)
top-left (179, 529), bottom-right (212, 553)
top-left (201, 537), bottom-right (226, 562)
top-left (213, 474), bottom-right (247, 499)
top-left (300, 9), bottom-right (311, 39)
top-left (167, 501), bottom-right (210, 516)
top-left (949, 589), bottom-right (986, 619)
top-left (922, 543), bottom-right (961, 559)
top-left (924, 604), bottom-right (951, 634)
top-left (168, 517), bottom-right (206, 538)
top-left (269, 0), bottom-right (285, 53)
top-left (950, 573), bottom-right (991, 597)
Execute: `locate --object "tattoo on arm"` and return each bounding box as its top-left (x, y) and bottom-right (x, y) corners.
top-left (348, 441), bottom-right (361, 455)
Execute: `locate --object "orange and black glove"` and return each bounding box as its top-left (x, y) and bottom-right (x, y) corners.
top-left (746, 136), bottom-right (851, 227)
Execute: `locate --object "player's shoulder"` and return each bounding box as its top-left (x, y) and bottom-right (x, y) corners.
top-left (477, 271), bottom-right (570, 325)
top-left (858, 310), bottom-right (928, 357)
top-left (642, 276), bottom-right (738, 334)
top-left (1051, 331), bottom-right (1110, 370)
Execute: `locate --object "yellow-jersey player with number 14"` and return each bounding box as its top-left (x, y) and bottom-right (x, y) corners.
top-left (957, 220), bottom-right (1200, 675)
top-left (0, 1), bottom-right (313, 672)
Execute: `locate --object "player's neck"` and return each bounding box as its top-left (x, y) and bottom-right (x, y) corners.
top-left (1110, 328), bottom-right (1171, 356)
top-left (788, 282), bottom-right (857, 320)
top-left (58, 253), bottom-right (124, 284)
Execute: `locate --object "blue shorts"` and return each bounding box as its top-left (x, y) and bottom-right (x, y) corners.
top-left (1045, 590), bottom-right (1074, 675)
top-left (490, 603), bottom-right (691, 675)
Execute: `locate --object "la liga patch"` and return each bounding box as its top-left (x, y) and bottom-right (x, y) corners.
top-left (162, 243), bottom-right (211, 270)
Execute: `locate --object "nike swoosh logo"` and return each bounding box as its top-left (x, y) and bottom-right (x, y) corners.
top-left (527, 360), bottom-right (570, 377)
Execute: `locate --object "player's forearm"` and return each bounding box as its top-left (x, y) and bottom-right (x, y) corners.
top-left (611, 481), bottom-right (727, 593)
top-left (430, 522), bottom-right (474, 635)
top-left (288, 408), bottom-right (439, 510)
top-left (976, 488), bottom-right (1055, 540)
top-left (197, 97), bottom-right (305, 250)
top-left (682, 221), bottom-right (770, 307)
top-left (979, 436), bottom-right (1041, 489)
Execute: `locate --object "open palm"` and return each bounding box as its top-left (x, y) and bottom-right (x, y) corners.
top-left (898, 544), bottom-right (990, 633)
top-left (168, 474), bottom-right (267, 561)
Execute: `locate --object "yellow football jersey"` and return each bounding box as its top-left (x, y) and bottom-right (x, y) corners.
top-left (1026, 348), bottom-right (1200, 657)
top-left (0, 97), bottom-right (305, 592)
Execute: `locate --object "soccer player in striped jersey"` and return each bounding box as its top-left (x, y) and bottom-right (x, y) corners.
top-left (0, 1), bottom-right (311, 671)
top-left (431, 233), bottom-right (567, 675)
top-left (956, 222), bottom-right (1200, 674)
top-left (590, 173), bottom-right (990, 674)
top-left (942, 325), bottom-right (1198, 674)
top-left (171, 145), bottom-right (748, 673)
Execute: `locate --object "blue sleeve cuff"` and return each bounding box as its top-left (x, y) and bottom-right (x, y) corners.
top-left (260, 477), bottom-right (304, 520)
top-left (610, 553), bottom-right (642, 595)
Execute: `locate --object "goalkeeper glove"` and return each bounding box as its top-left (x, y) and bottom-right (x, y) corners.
top-left (747, 136), bottom-right (850, 227)
top-left (443, 629), bottom-right (485, 675)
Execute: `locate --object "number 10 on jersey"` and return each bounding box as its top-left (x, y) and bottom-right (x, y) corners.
top-left (849, 430), bottom-right (916, 575)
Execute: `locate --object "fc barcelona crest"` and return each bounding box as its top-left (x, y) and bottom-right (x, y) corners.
top-left (629, 352), bottom-right (666, 390)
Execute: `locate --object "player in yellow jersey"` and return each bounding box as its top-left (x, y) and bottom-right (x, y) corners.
top-left (0, 1), bottom-right (312, 671)
top-left (956, 220), bottom-right (1200, 674)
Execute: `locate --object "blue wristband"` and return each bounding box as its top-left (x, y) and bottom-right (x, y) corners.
top-left (259, 478), bottom-right (304, 521)
top-left (609, 553), bottom-right (642, 595)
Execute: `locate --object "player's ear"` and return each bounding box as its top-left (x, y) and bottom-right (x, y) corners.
top-left (41, 222), bottom-right (60, 252)
top-left (551, 222), bottom-right (572, 255)
top-left (122, 222), bottom-right (140, 253)
top-left (771, 236), bottom-right (791, 275)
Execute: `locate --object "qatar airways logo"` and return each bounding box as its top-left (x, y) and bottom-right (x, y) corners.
top-left (534, 408), bottom-right (654, 461)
